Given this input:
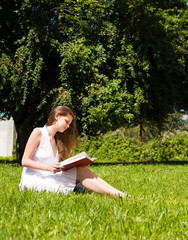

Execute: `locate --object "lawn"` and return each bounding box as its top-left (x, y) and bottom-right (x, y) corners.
top-left (0, 160), bottom-right (188, 239)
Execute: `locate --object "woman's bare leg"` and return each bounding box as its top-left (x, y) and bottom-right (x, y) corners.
top-left (76, 166), bottom-right (125, 197)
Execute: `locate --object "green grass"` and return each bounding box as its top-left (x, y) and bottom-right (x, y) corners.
top-left (0, 161), bottom-right (188, 240)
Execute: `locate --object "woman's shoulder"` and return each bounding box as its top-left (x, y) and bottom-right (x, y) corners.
top-left (30, 128), bottom-right (42, 141)
top-left (32, 127), bottom-right (43, 135)
top-left (25, 127), bottom-right (43, 149)
top-left (31, 126), bottom-right (47, 145)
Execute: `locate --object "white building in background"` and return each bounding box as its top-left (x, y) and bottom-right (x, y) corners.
top-left (0, 118), bottom-right (16, 157)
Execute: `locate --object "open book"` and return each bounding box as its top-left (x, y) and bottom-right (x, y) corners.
top-left (59, 152), bottom-right (97, 171)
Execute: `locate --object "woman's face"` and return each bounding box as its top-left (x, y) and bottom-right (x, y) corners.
top-left (56, 114), bottom-right (73, 133)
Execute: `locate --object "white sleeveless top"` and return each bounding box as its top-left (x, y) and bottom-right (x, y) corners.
top-left (19, 126), bottom-right (77, 194)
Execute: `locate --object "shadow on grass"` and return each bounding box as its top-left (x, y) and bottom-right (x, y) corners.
top-left (1, 158), bottom-right (188, 166)
top-left (92, 160), bottom-right (188, 167)
top-left (0, 158), bottom-right (18, 165)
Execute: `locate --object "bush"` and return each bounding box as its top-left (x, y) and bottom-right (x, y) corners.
top-left (76, 134), bottom-right (142, 162)
top-left (76, 131), bottom-right (188, 163)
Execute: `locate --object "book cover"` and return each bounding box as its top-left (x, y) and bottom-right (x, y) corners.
top-left (59, 152), bottom-right (97, 171)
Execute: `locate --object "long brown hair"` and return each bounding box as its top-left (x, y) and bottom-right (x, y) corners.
top-left (46, 106), bottom-right (77, 161)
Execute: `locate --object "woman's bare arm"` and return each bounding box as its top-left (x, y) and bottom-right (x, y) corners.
top-left (21, 128), bottom-right (61, 172)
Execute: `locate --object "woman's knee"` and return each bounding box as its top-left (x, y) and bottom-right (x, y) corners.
top-left (77, 166), bottom-right (88, 173)
top-left (76, 166), bottom-right (92, 182)
top-left (76, 166), bottom-right (87, 180)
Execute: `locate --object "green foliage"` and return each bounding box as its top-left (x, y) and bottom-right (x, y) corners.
top-left (58, 0), bottom-right (188, 135)
top-left (0, 29), bottom-right (44, 109)
top-left (0, 0), bottom-right (63, 159)
top-left (0, 0), bottom-right (63, 115)
top-left (58, 37), bottom-right (136, 133)
top-left (76, 131), bottom-right (188, 163)
top-left (76, 134), bottom-right (141, 162)
top-left (0, 0), bottom-right (187, 159)
top-left (0, 162), bottom-right (188, 239)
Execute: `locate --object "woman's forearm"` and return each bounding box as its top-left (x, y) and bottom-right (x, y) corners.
top-left (22, 158), bottom-right (51, 171)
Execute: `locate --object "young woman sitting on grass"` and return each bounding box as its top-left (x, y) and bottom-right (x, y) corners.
top-left (19, 106), bottom-right (125, 197)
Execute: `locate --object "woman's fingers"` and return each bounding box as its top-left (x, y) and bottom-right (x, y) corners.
top-left (52, 163), bottom-right (61, 173)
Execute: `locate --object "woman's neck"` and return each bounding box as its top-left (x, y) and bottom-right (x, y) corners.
top-left (46, 125), bottom-right (57, 138)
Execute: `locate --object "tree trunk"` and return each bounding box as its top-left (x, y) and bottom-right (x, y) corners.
top-left (140, 122), bottom-right (143, 142)
top-left (15, 123), bottom-right (32, 164)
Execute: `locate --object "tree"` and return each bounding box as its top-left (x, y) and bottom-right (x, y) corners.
top-left (0, 0), bottom-right (63, 161)
top-left (165, 6), bottom-right (188, 112)
top-left (0, 0), bottom-right (187, 161)
top-left (57, 0), bottom-right (188, 137)
top-left (57, 0), bottom-right (142, 135)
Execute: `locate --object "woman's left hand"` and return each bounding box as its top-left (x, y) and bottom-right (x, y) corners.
top-left (50, 163), bottom-right (62, 173)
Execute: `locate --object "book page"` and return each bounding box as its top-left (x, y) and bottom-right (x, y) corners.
top-left (60, 152), bottom-right (89, 166)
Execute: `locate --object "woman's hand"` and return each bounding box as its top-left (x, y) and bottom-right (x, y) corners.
top-left (48, 163), bottom-right (62, 173)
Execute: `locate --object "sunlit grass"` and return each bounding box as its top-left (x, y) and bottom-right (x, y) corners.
top-left (0, 161), bottom-right (188, 239)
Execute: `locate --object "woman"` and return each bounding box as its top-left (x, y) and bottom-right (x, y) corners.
top-left (19, 106), bottom-right (125, 197)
